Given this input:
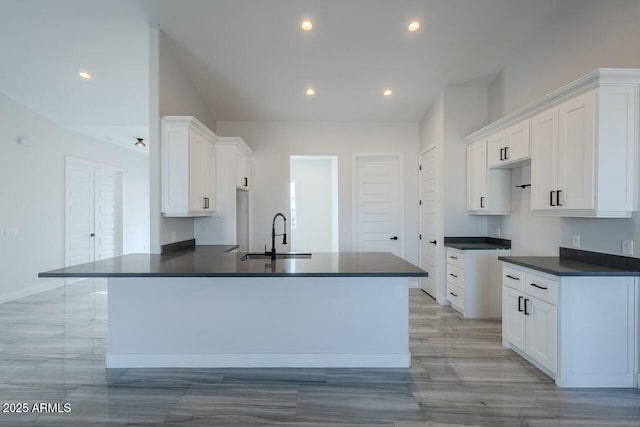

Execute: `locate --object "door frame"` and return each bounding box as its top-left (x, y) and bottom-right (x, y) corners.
top-left (65, 156), bottom-right (124, 267)
top-left (419, 145), bottom-right (439, 297)
top-left (352, 152), bottom-right (405, 258)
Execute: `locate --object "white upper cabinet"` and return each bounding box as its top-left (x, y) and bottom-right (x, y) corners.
top-left (487, 130), bottom-right (506, 167)
top-left (236, 151), bottom-right (252, 191)
top-left (466, 68), bottom-right (640, 218)
top-left (162, 116), bottom-right (217, 217)
top-left (487, 120), bottom-right (530, 168)
top-left (467, 140), bottom-right (511, 215)
top-left (532, 87), bottom-right (637, 217)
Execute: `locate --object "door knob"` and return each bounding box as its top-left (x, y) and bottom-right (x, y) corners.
top-left (390, 236), bottom-right (398, 240)
top-left (429, 240), bottom-right (436, 245)
top-left (90, 233), bottom-right (95, 237)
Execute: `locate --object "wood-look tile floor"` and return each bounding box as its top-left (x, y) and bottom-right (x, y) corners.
top-left (0, 280), bottom-right (638, 426)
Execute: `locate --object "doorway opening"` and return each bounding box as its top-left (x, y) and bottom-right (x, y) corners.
top-left (290, 156), bottom-right (339, 252)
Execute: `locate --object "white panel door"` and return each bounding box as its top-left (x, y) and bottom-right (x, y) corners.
top-left (466, 141), bottom-right (487, 210)
top-left (557, 90), bottom-right (596, 210)
top-left (526, 296), bottom-right (557, 373)
top-left (189, 130), bottom-right (206, 212)
top-left (487, 131), bottom-right (506, 168)
top-left (94, 169), bottom-right (121, 260)
top-left (505, 120), bottom-right (530, 161)
top-left (65, 161), bottom-right (95, 267)
top-left (65, 158), bottom-right (122, 267)
top-left (419, 147), bottom-right (438, 296)
top-left (531, 108), bottom-right (559, 210)
top-left (355, 155), bottom-right (402, 256)
top-left (502, 286), bottom-right (526, 350)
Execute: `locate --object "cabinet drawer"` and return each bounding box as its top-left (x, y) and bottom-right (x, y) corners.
top-left (503, 266), bottom-right (525, 292)
top-left (525, 272), bottom-right (558, 306)
top-left (447, 264), bottom-right (464, 288)
top-left (446, 249), bottom-right (465, 268)
top-left (447, 283), bottom-right (464, 311)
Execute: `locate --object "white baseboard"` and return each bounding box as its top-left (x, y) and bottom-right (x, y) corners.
top-left (106, 353), bottom-right (411, 369)
top-left (0, 279), bottom-right (65, 305)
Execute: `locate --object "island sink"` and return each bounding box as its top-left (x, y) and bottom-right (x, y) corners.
top-left (241, 252), bottom-right (312, 260)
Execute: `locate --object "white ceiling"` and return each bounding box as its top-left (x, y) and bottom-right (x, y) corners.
top-left (0, 0), bottom-right (570, 146)
top-left (144, 0), bottom-right (569, 122)
top-left (0, 0), bottom-right (150, 153)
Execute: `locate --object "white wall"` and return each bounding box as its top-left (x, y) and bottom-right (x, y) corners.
top-left (216, 121), bottom-right (420, 265)
top-left (419, 87), bottom-right (488, 303)
top-left (149, 29), bottom-right (218, 252)
top-left (290, 156), bottom-right (338, 252)
top-left (486, 0), bottom-right (640, 256)
top-left (0, 92), bottom-right (149, 303)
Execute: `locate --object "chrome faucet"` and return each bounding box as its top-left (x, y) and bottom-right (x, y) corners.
top-left (267, 213), bottom-right (287, 261)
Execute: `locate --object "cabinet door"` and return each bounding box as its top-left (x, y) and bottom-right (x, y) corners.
top-left (467, 140), bottom-right (487, 210)
top-left (236, 152), bottom-right (249, 189)
top-left (202, 142), bottom-right (215, 211)
top-left (503, 286), bottom-right (526, 350)
top-left (525, 296), bottom-right (557, 373)
top-left (189, 131), bottom-right (206, 212)
top-left (242, 155), bottom-right (251, 190)
top-left (487, 131), bottom-right (506, 168)
top-left (557, 90), bottom-right (596, 210)
top-left (531, 108), bottom-right (559, 210)
top-left (505, 120), bottom-right (530, 162)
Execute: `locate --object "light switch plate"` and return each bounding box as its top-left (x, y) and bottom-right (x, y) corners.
top-left (4, 227), bottom-right (18, 237)
top-left (572, 234), bottom-right (581, 248)
top-left (496, 227), bottom-right (501, 238)
top-left (622, 240), bottom-right (634, 256)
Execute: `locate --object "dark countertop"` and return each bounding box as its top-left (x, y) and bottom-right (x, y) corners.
top-left (499, 248), bottom-right (640, 276)
top-left (446, 243), bottom-right (511, 251)
top-left (444, 237), bottom-right (511, 251)
top-left (39, 246), bottom-right (428, 278)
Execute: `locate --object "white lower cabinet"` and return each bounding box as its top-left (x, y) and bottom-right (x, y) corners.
top-left (502, 276), bottom-right (557, 374)
top-left (502, 262), bottom-right (638, 388)
top-left (446, 247), bottom-right (510, 318)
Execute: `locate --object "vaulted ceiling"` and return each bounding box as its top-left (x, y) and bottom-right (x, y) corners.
top-left (0, 0), bottom-right (570, 152)
top-left (144, 0), bottom-right (569, 121)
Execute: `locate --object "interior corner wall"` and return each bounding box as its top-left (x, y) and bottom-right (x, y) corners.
top-left (486, 0), bottom-right (640, 256)
top-left (149, 28), bottom-right (218, 252)
top-left (215, 121), bottom-right (420, 265)
top-left (0, 92), bottom-right (149, 303)
top-left (419, 88), bottom-right (489, 303)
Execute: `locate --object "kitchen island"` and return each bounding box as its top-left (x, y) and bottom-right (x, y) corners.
top-left (40, 246), bottom-right (427, 369)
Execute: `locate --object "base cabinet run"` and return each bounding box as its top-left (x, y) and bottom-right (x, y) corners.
top-left (501, 263), bottom-right (638, 388)
top-left (446, 247), bottom-right (510, 318)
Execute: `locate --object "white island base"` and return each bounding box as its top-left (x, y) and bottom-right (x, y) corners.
top-left (106, 277), bottom-right (410, 368)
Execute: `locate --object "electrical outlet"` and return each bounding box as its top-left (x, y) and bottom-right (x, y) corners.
top-left (622, 240), bottom-right (634, 256)
top-left (495, 227), bottom-right (501, 238)
top-left (572, 234), bottom-right (581, 248)
top-left (172, 231), bottom-right (177, 241)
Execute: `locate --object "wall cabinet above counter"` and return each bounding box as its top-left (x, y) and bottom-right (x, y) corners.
top-left (161, 118), bottom-right (254, 218)
top-left (464, 68), bottom-right (640, 218)
top-left (162, 116), bottom-right (217, 217)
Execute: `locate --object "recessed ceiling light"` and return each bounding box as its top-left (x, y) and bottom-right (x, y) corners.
top-left (305, 88), bottom-right (315, 96)
top-left (78, 71), bottom-right (91, 79)
top-left (383, 89), bottom-right (393, 96)
top-left (408, 21), bottom-right (420, 32)
top-left (301, 20), bottom-right (313, 31)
